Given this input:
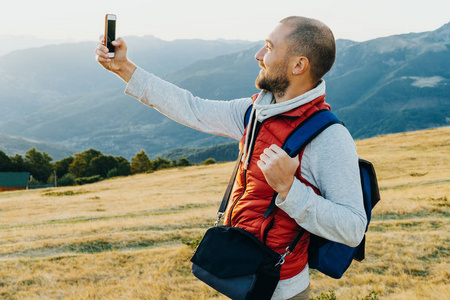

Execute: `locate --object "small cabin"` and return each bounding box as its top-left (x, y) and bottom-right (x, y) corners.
top-left (0, 172), bottom-right (30, 192)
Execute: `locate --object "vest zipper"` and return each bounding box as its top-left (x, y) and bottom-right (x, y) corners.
top-left (228, 121), bottom-right (262, 227)
top-left (228, 170), bottom-right (247, 227)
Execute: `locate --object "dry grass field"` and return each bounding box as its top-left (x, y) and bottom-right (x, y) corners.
top-left (0, 126), bottom-right (449, 299)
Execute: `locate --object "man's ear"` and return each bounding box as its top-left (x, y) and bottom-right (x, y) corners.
top-left (292, 56), bottom-right (310, 75)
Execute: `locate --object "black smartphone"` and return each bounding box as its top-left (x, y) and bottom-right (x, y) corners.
top-left (105, 14), bottom-right (117, 58)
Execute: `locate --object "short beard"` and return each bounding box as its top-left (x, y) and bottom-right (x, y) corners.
top-left (255, 74), bottom-right (290, 99)
top-left (255, 58), bottom-right (291, 99)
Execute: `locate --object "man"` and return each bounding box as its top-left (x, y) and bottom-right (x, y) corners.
top-left (96, 16), bottom-right (366, 300)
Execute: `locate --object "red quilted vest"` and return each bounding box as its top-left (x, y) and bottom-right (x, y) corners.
top-left (223, 94), bottom-right (330, 280)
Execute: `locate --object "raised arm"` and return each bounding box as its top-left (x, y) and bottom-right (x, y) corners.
top-left (95, 36), bottom-right (252, 141)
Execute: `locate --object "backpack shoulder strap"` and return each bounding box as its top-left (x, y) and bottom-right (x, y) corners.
top-left (244, 93), bottom-right (259, 128)
top-left (282, 109), bottom-right (343, 157)
top-left (245, 107), bottom-right (342, 151)
top-left (270, 109), bottom-right (344, 253)
top-left (263, 109), bottom-right (343, 219)
top-left (244, 104), bottom-right (253, 128)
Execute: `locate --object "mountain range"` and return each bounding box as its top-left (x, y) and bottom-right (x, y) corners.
top-left (0, 22), bottom-right (449, 161)
top-left (0, 35), bottom-right (75, 57)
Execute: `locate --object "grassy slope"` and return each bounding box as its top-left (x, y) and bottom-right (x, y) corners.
top-left (0, 127), bottom-right (449, 299)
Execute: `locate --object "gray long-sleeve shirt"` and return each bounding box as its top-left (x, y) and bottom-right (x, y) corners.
top-left (124, 67), bottom-right (366, 299)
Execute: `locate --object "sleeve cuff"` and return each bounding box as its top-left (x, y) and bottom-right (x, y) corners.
top-left (275, 178), bottom-right (312, 219)
top-left (124, 67), bottom-right (149, 100)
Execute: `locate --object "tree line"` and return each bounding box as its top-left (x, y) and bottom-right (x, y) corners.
top-left (0, 148), bottom-right (216, 187)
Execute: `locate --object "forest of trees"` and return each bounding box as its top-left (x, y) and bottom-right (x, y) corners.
top-left (0, 148), bottom-right (216, 187)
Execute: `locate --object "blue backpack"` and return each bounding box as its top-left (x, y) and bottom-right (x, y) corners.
top-left (244, 107), bottom-right (381, 279)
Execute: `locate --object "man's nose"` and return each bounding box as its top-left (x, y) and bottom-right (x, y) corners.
top-left (254, 47), bottom-right (267, 62)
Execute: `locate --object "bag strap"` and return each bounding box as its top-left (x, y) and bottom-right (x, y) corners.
top-left (215, 150), bottom-right (243, 225)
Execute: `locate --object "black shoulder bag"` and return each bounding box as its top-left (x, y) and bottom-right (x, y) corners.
top-left (190, 152), bottom-right (304, 300)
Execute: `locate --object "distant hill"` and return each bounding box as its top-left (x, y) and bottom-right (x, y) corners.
top-left (157, 142), bottom-right (239, 164)
top-left (0, 35), bottom-right (73, 57)
top-left (0, 134), bottom-right (77, 160)
top-left (0, 23), bottom-right (449, 160)
top-left (325, 23), bottom-right (450, 138)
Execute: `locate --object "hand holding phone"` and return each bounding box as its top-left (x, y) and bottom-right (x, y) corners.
top-left (104, 14), bottom-right (117, 58)
top-left (96, 14), bottom-right (136, 83)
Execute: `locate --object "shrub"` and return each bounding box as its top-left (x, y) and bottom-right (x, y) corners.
top-left (182, 236), bottom-right (202, 249)
top-left (360, 291), bottom-right (379, 300)
top-left (178, 157), bottom-right (191, 167)
top-left (58, 173), bottom-right (76, 186)
top-left (75, 175), bottom-right (103, 185)
top-left (107, 168), bottom-right (120, 178)
top-left (201, 158), bottom-right (216, 165)
top-left (311, 290), bottom-right (337, 300)
top-left (153, 157), bottom-right (171, 170)
top-left (310, 290), bottom-right (379, 300)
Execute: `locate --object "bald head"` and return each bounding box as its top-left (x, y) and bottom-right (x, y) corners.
top-left (280, 16), bottom-right (336, 82)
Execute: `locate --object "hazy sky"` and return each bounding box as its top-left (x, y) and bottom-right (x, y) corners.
top-left (2, 0), bottom-right (449, 42)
